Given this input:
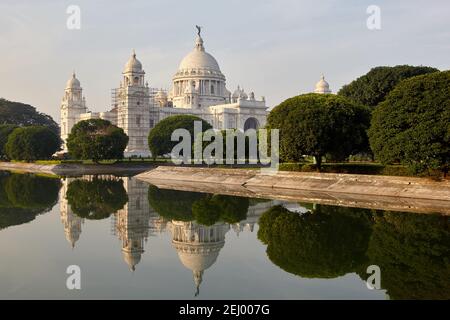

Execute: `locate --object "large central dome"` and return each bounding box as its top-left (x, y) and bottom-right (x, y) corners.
top-left (178, 35), bottom-right (221, 72)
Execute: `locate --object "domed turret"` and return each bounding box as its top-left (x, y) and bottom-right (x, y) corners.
top-left (314, 74), bottom-right (332, 94)
top-left (124, 50), bottom-right (143, 73)
top-left (66, 72), bottom-right (81, 89)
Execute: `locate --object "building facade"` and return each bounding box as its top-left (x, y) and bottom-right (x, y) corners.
top-left (60, 28), bottom-right (269, 156)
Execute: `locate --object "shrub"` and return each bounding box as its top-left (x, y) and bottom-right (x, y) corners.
top-left (148, 115), bottom-right (212, 159)
top-left (67, 119), bottom-right (128, 162)
top-left (5, 126), bottom-right (60, 161)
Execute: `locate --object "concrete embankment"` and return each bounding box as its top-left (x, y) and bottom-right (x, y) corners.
top-left (136, 166), bottom-right (450, 215)
top-left (0, 161), bottom-right (155, 176)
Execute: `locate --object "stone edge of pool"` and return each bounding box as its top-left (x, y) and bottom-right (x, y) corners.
top-left (135, 166), bottom-right (450, 215)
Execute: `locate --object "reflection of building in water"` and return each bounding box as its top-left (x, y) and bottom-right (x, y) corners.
top-left (111, 178), bottom-right (168, 271)
top-left (59, 178), bottom-right (83, 248)
top-left (168, 220), bottom-right (229, 296)
top-left (114, 178), bottom-right (151, 271)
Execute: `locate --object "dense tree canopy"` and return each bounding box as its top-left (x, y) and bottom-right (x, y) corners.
top-left (258, 204), bottom-right (373, 278)
top-left (368, 71), bottom-right (450, 175)
top-left (338, 65), bottom-right (439, 108)
top-left (363, 212), bottom-right (450, 299)
top-left (67, 119), bottom-right (128, 162)
top-left (0, 124), bottom-right (18, 159)
top-left (0, 172), bottom-right (60, 230)
top-left (267, 94), bottom-right (371, 167)
top-left (148, 115), bottom-right (212, 158)
top-left (66, 177), bottom-right (128, 220)
top-left (5, 126), bottom-right (60, 161)
top-left (0, 98), bottom-right (59, 134)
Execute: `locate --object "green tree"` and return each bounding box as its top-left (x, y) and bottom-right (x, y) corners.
top-left (66, 177), bottom-right (128, 220)
top-left (66, 119), bottom-right (128, 162)
top-left (148, 115), bottom-right (212, 159)
top-left (267, 94), bottom-right (371, 168)
top-left (338, 65), bottom-right (438, 108)
top-left (147, 185), bottom-right (205, 221)
top-left (5, 126), bottom-right (60, 161)
top-left (258, 205), bottom-right (373, 278)
top-left (0, 98), bottom-right (59, 134)
top-left (363, 212), bottom-right (450, 299)
top-left (0, 124), bottom-right (18, 159)
top-left (368, 71), bottom-right (450, 175)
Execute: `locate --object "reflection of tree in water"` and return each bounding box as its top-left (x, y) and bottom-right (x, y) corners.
top-left (0, 172), bottom-right (60, 230)
top-left (258, 204), bottom-right (373, 279)
top-left (258, 204), bottom-right (450, 299)
top-left (66, 177), bottom-right (128, 220)
top-left (363, 212), bottom-right (450, 300)
top-left (148, 186), bottom-right (249, 225)
top-left (192, 195), bottom-right (249, 226)
top-left (147, 186), bottom-right (203, 222)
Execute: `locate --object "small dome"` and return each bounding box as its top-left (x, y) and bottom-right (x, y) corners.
top-left (178, 35), bottom-right (221, 72)
top-left (239, 88), bottom-right (248, 100)
top-left (232, 86), bottom-right (247, 100)
top-left (124, 50), bottom-right (143, 73)
top-left (314, 75), bottom-right (332, 94)
top-left (66, 72), bottom-right (81, 89)
top-left (232, 86), bottom-right (242, 98)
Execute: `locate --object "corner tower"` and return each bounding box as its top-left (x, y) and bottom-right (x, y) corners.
top-left (115, 50), bottom-right (151, 156)
top-left (60, 72), bottom-right (87, 151)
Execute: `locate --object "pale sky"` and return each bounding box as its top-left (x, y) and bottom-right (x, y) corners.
top-left (0, 0), bottom-right (449, 123)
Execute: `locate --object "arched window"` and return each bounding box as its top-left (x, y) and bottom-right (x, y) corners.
top-left (244, 117), bottom-right (260, 131)
top-left (133, 77), bottom-right (139, 85)
top-left (210, 84), bottom-right (215, 94)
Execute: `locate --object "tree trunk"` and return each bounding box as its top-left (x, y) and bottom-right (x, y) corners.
top-left (315, 155), bottom-right (322, 171)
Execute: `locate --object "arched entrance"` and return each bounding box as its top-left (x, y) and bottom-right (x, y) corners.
top-left (244, 117), bottom-right (259, 131)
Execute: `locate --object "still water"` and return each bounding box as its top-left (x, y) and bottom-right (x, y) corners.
top-left (0, 171), bottom-right (448, 300)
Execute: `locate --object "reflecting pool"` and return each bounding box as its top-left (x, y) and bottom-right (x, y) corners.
top-left (0, 171), bottom-right (448, 299)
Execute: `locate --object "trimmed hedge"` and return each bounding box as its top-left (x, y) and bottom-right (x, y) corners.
top-left (279, 162), bottom-right (412, 176)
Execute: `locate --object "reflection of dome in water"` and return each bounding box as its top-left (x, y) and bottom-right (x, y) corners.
top-left (170, 221), bottom-right (229, 296)
top-left (176, 243), bottom-right (222, 271)
top-left (122, 249), bottom-right (143, 271)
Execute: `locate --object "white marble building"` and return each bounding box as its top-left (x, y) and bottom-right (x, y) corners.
top-left (60, 27), bottom-right (268, 156)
